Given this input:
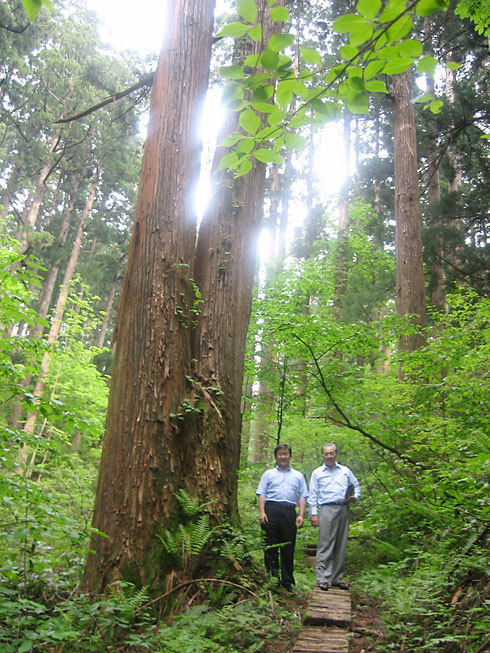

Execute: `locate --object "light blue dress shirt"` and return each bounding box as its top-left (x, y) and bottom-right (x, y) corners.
top-left (256, 465), bottom-right (309, 506)
top-left (308, 462), bottom-right (361, 516)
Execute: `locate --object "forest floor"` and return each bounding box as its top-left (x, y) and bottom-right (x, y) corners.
top-left (349, 591), bottom-right (387, 652)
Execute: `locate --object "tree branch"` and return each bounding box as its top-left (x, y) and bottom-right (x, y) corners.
top-left (54, 73), bottom-right (155, 124)
top-left (292, 333), bottom-right (426, 468)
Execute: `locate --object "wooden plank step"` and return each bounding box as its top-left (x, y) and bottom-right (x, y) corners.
top-left (293, 626), bottom-right (349, 652)
top-left (304, 587), bottom-right (351, 628)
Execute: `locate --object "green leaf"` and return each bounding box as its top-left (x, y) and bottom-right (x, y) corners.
top-left (446, 61), bottom-right (461, 71)
top-left (244, 54), bottom-right (261, 67)
top-left (236, 138), bottom-right (256, 154)
top-left (235, 159), bottom-right (253, 178)
top-left (218, 151), bottom-right (240, 171)
top-left (332, 13), bottom-right (370, 34)
top-left (342, 91), bottom-right (370, 114)
top-left (236, 0), bottom-right (258, 23)
top-left (397, 39), bottom-right (423, 57)
top-left (365, 79), bottom-right (388, 93)
top-left (261, 48), bottom-right (279, 71)
top-left (364, 60), bottom-right (385, 79)
top-left (216, 22), bottom-right (251, 39)
top-left (253, 149), bottom-right (283, 164)
top-left (415, 0), bottom-right (449, 17)
top-left (222, 83), bottom-right (245, 108)
top-left (268, 109), bottom-right (285, 126)
top-left (268, 33), bottom-right (295, 53)
top-left (386, 15), bottom-right (413, 43)
top-left (291, 80), bottom-right (310, 99)
top-left (219, 65), bottom-right (244, 79)
top-left (301, 48), bottom-right (323, 65)
top-left (284, 133), bottom-right (307, 151)
top-left (429, 98), bottom-right (443, 114)
top-left (252, 84), bottom-right (274, 101)
top-left (350, 23), bottom-right (373, 46)
top-left (310, 98), bottom-right (330, 116)
top-left (239, 108), bottom-right (261, 135)
top-left (379, 0), bottom-right (405, 22)
top-left (252, 102), bottom-right (280, 114)
top-left (416, 55), bottom-right (438, 77)
top-left (256, 126), bottom-right (278, 139)
top-left (357, 0), bottom-right (381, 20)
top-left (276, 80), bottom-right (294, 108)
top-left (22, 0), bottom-right (51, 22)
top-left (412, 91), bottom-right (433, 103)
top-left (341, 45), bottom-right (359, 61)
top-left (248, 25), bottom-right (263, 41)
top-left (269, 6), bottom-right (289, 21)
top-left (382, 57), bottom-right (414, 74)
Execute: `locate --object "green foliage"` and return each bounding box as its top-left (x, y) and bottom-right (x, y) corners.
top-left (22, 0), bottom-right (52, 22)
top-left (216, 0), bottom-right (458, 174)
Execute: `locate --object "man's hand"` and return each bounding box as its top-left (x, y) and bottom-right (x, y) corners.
top-left (296, 515), bottom-right (304, 528)
top-left (259, 512), bottom-right (268, 526)
top-left (310, 515), bottom-right (319, 527)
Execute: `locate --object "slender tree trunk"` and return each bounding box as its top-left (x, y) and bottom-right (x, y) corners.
top-left (81, 0), bottom-right (216, 594)
top-left (96, 256), bottom-right (124, 349)
top-left (392, 72), bottom-right (427, 353)
top-left (21, 174), bottom-right (98, 457)
top-left (17, 131), bottom-right (60, 254)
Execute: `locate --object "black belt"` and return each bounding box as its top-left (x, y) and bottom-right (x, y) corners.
top-left (265, 501), bottom-right (295, 508)
top-left (320, 501), bottom-right (345, 506)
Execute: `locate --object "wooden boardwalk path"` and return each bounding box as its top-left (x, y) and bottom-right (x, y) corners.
top-left (293, 547), bottom-right (352, 652)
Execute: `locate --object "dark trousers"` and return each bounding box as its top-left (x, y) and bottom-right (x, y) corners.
top-left (262, 501), bottom-right (297, 588)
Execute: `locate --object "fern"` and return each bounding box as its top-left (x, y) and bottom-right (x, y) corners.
top-left (189, 514), bottom-right (211, 556)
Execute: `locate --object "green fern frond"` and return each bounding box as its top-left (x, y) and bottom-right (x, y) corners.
top-left (189, 514), bottom-right (211, 556)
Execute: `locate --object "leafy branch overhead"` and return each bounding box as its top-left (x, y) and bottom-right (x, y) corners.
top-left (217, 0), bottom-right (461, 175)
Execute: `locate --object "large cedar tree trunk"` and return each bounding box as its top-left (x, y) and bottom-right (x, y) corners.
top-left (191, 0), bottom-right (283, 499)
top-left (392, 72), bottom-right (427, 353)
top-left (81, 0), bottom-right (216, 594)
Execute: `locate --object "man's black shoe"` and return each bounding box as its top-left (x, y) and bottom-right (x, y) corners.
top-left (332, 581), bottom-right (349, 590)
top-left (317, 583), bottom-right (329, 591)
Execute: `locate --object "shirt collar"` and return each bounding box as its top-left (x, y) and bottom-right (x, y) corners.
top-left (322, 462), bottom-right (339, 471)
top-left (275, 464), bottom-right (291, 472)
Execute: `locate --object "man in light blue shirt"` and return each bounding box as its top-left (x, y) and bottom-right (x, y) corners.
top-left (308, 442), bottom-right (361, 591)
top-left (256, 443), bottom-right (308, 591)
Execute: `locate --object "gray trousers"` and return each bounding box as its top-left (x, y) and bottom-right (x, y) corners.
top-left (316, 503), bottom-right (349, 585)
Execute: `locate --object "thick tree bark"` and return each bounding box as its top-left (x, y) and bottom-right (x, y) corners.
top-left (190, 0), bottom-right (282, 507)
top-left (392, 72), bottom-right (427, 353)
top-left (82, 0), bottom-right (216, 594)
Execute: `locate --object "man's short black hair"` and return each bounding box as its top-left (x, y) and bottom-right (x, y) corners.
top-left (274, 443), bottom-right (292, 457)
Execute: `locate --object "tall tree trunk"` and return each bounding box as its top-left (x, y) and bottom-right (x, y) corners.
top-left (21, 173), bottom-right (98, 459)
top-left (191, 0), bottom-right (283, 495)
top-left (96, 256), bottom-right (124, 349)
top-left (424, 18), bottom-right (447, 312)
top-left (81, 0), bottom-right (215, 594)
top-left (392, 72), bottom-right (427, 353)
top-left (17, 131), bottom-right (60, 254)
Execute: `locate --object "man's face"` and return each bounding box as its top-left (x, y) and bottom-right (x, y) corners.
top-left (275, 447), bottom-right (291, 469)
top-left (322, 446), bottom-right (337, 468)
